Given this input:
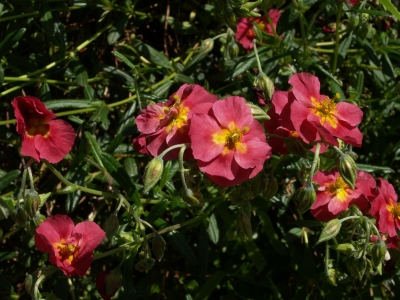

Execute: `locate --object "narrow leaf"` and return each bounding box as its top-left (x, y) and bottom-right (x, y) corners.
top-left (0, 170), bottom-right (20, 192)
top-left (146, 200), bottom-right (168, 224)
top-left (131, 39), bottom-right (171, 69)
top-left (379, 0), bottom-right (400, 20)
top-left (206, 214), bottom-right (219, 245)
top-left (167, 230), bottom-right (197, 265)
top-left (0, 28), bottom-right (26, 59)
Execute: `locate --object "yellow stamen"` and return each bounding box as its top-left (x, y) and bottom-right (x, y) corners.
top-left (212, 122), bottom-right (248, 155)
top-left (311, 96), bottom-right (338, 128)
top-left (326, 176), bottom-right (349, 202)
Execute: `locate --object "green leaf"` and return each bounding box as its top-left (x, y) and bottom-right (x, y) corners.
top-left (0, 197), bottom-right (13, 220)
top-left (381, 53), bottom-right (395, 78)
top-left (146, 200), bottom-right (168, 224)
top-left (312, 63), bottom-right (343, 86)
top-left (206, 214), bottom-right (219, 245)
top-left (195, 271), bottom-right (227, 300)
top-left (99, 64), bottom-right (135, 86)
top-left (357, 39), bottom-right (380, 66)
top-left (39, 3), bottom-right (54, 37)
top-left (89, 103), bottom-right (110, 130)
top-left (39, 82), bottom-right (51, 101)
top-left (175, 73), bottom-right (195, 84)
top-left (357, 163), bottom-right (394, 173)
top-left (244, 240), bottom-right (267, 273)
top-left (346, 9), bottom-right (393, 17)
top-left (131, 39), bottom-right (171, 69)
top-left (69, 56), bottom-right (88, 87)
top-left (113, 51), bottom-right (138, 73)
top-left (167, 230), bottom-right (197, 265)
top-left (44, 100), bottom-right (103, 110)
top-left (0, 28), bottom-right (26, 59)
top-left (379, 0), bottom-right (400, 20)
top-left (124, 157), bottom-right (139, 178)
top-left (0, 64), bottom-right (3, 86)
top-left (107, 15), bottom-right (128, 45)
top-left (84, 131), bottom-right (104, 167)
top-left (0, 170), bottom-right (20, 192)
top-left (336, 32), bottom-right (353, 70)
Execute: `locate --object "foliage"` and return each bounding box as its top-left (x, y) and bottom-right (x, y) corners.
top-left (1, 0), bottom-right (400, 299)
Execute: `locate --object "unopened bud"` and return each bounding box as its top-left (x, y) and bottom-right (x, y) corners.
top-left (371, 241), bottom-right (387, 268)
top-left (293, 185), bottom-right (316, 213)
top-left (246, 102), bottom-right (270, 120)
top-left (326, 268), bottom-right (337, 286)
top-left (238, 212), bottom-right (252, 240)
top-left (103, 214), bottom-right (119, 239)
top-left (254, 73), bottom-right (275, 104)
top-left (24, 189), bottom-right (40, 218)
top-left (227, 42), bottom-right (239, 59)
top-left (135, 257), bottom-right (155, 272)
top-left (152, 234), bottom-right (166, 262)
top-left (285, 138), bottom-right (309, 159)
top-left (106, 268), bottom-right (122, 297)
top-left (13, 207), bottom-right (28, 227)
top-left (224, 9), bottom-right (237, 31)
top-left (143, 157), bottom-right (164, 193)
top-left (318, 219), bottom-right (342, 244)
top-left (181, 188), bottom-right (204, 206)
top-left (330, 243), bottom-right (356, 256)
top-left (351, 256), bottom-right (367, 279)
top-left (263, 175), bottom-right (278, 200)
top-left (25, 274), bottom-right (34, 296)
top-left (338, 154), bottom-right (357, 190)
top-left (26, 214), bottom-right (46, 235)
top-left (200, 38), bottom-right (214, 52)
top-left (233, 6), bottom-right (261, 18)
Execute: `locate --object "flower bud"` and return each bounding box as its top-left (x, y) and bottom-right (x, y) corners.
top-left (293, 185), bottom-right (316, 213)
top-left (371, 241), bottom-right (387, 268)
top-left (351, 256), bottom-right (367, 279)
top-left (263, 175), bottom-right (278, 200)
top-left (227, 42), bottom-right (239, 59)
top-left (26, 214), bottom-right (46, 235)
top-left (241, 0), bottom-right (262, 11)
top-left (317, 219), bottom-right (342, 244)
top-left (152, 233), bottom-right (166, 262)
top-left (349, 204), bottom-right (363, 216)
top-left (326, 268), bottom-right (336, 286)
top-left (13, 207), bottom-right (28, 227)
top-left (233, 6), bottom-right (261, 18)
top-left (106, 268), bottom-right (122, 297)
top-left (238, 211), bottom-right (252, 240)
top-left (103, 213), bottom-right (119, 239)
top-left (230, 186), bottom-right (253, 205)
top-left (254, 73), bottom-right (275, 104)
top-left (224, 9), bottom-right (237, 31)
top-left (135, 257), bottom-right (155, 273)
top-left (143, 157), bottom-right (164, 194)
top-left (284, 138), bottom-right (309, 159)
top-left (246, 102), bottom-right (270, 120)
top-left (338, 154), bottom-right (357, 190)
top-left (24, 189), bottom-right (40, 218)
top-left (330, 243), bottom-right (356, 256)
top-left (200, 38), bottom-right (214, 52)
top-left (25, 274), bottom-right (34, 296)
top-left (181, 188), bottom-right (204, 206)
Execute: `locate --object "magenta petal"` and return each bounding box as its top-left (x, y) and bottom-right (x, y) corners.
top-left (335, 102), bottom-right (363, 126)
top-left (20, 134), bottom-right (40, 162)
top-left (289, 73), bottom-right (321, 107)
top-left (327, 196), bottom-right (350, 215)
top-left (212, 97), bottom-right (253, 129)
top-left (34, 120), bottom-right (75, 163)
top-left (198, 151), bottom-right (236, 180)
top-left (272, 91), bottom-right (290, 115)
top-left (234, 140), bottom-right (271, 169)
top-left (73, 221), bottom-right (106, 253)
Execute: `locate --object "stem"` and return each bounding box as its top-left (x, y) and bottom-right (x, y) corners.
top-left (361, 217), bottom-right (370, 257)
top-left (332, 0), bottom-right (344, 74)
top-left (263, 10), bottom-right (279, 42)
top-left (16, 169), bottom-right (28, 207)
top-left (340, 215), bottom-right (360, 223)
top-left (158, 143), bottom-right (190, 160)
top-left (178, 145), bottom-right (190, 192)
top-left (33, 266), bottom-right (58, 300)
top-left (324, 242), bottom-right (330, 275)
top-left (307, 143), bottom-right (321, 185)
top-left (27, 167), bottom-right (35, 189)
top-left (367, 218), bottom-right (382, 243)
top-left (253, 40), bottom-right (263, 72)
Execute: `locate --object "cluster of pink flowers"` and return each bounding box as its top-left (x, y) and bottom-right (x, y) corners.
top-left (133, 84), bottom-right (272, 187)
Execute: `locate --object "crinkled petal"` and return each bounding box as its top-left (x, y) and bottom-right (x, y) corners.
top-left (198, 151), bottom-right (236, 180)
top-left (289, 73), bottom-right (321, 107)
top-left (335, 102), bottom-right (363, 127)
top-left (212, 96), bottom-right (253, 129)
top-left (234, 140), bottom-right (271, 169)
top-left (20, 134), bottom-right (40, 162)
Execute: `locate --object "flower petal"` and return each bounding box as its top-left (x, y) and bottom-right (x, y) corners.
top-left (212, 96), bottom-right (253, 130)
top-left (289, 73), bottom-right (321, 107)
top-left (20, 134), bottom-right (41, 162)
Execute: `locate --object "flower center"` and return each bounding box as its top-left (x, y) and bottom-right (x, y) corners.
top-left (54, 233), bottom-right (82, 263)
top-left (26, 114), bottom-right (50, 137)
top-left (326, 176), bottom-right (349, 202)
top-left (311, 95), bottom-right (339, 128)
top-left (160, 95), bottom-right (190, 133)
top-left (212, 122), bottom-right (249, 154)
top-left (387, 200), bottom-right (400, 220)
top-left (246, 21), bottom-right (266, 38)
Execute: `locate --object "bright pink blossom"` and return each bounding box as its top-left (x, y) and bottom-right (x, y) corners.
top-left (235, 9), bottom-right (281, 51)
top-left (272, 73), bottom-right (363, 147)
top-left (35, 215), bottom-right (105, 277)
top-left (310, 169), bottom-right (376, 222)
top-left (133, 84), bottom-right (218, 160)
top-left (96, 272), bottom-right (120, 300)
top-left (189, 96), bottom-right (272, 186)
top-left (12, 96), bottom-right (75, 163)
top-left (370, 178), bottom-right (400, 238)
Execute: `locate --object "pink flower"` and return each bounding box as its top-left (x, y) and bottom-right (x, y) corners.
top-left (11, 96), bottom-right (76, 163)
top-left (133, 84), bottom-right (218, 160)
top-left (310, 169), bottom-right (376, 222)
top-left (370, 178), bottom-right (400, 238)
top-left (189, 96), bottom-right (272, 186)
top-left (235, 9), bottom-right (281, 51)
top-left (35, 215), bottom-right (105, 276)
top-left (273, 73), bottom-right (363, 147)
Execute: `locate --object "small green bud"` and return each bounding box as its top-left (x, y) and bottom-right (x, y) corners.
top-left (233, 6), bottom-right (261, 18)
top-left (106, 268), bottom-right (122, 297)
top-left (25, 274), bottom-right (34, 296)
top-left (246, 102), bottom-right (270, 120)
top-left (227, 42), bottom-right (240, 59)
top-left (224, 9), bottom-right (237, 31)
top-left (293, 185), bottom-right (316, 213)
top-left (263, 175), bottom-right (278, 200)
top-left (103, 214), bottom-right (119, 239)
top-left (13, 207), bottom-right (28, 227)
top-left (238, 211), bottom-right (252, 240)
top-left (26, 214), bottom-right (46, 235)
top-left (135, 257), bottom-right (155, 273)
top-left (351, 256), bottom-right (368, 279)
top-left (371, 241), bottom-right (387, 268)
top-left (330, 243), bottom-right (356, 256)
top-left (285, 138), bottom-right (309, 159)
top-left (152, 234), bottom-right (167, 262)
top-left (143, 157), bottom-right (164, 193)
top-left (254, 73), bottom-right (275, 104)
top-left (241, 0), bottom-right (262, 11)
top-left (318, 219), bottom-right (342, 244)
top-left (349, 204), bottom-right (363, 216)
top-left (24, 189), bottom-right (40, 218)
top-left (338, 154), bottom-right (357, 190)
top-left (326, 268), bottom-right (337, 286)
top-left (200, 38), bottom-right (214, 52)
top-left (181, 188), bottom-right (204, 206)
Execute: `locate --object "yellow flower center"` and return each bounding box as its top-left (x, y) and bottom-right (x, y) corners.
top-left (247, 20), bottom-right (266, 38)
top-left (311, 94), bottom-right (339, 128)
top-left (326, 176), bottom-right (349, 202)
top-left (54, 239), bottom-right (80, 263)
top-left (212, 122), bottom-right (249, 155)
top-left (162, 95), bottom-right (190, 133)
top-left (386, 200), bottom-right (400, 220)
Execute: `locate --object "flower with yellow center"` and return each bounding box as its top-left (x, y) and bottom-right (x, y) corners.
top-left (212, 122), bottom-right (250, 155)
top-left (326, 176), bottom-right (349, 202)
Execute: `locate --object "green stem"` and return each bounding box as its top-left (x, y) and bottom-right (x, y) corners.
top-left (307, 143), bottom-right (321, 185)
top-left (158, 143), bottom-right (190, 160)
top-left (263, 9), bottom-right (279, 42)
top-left (253, 40), bottom-right (263, 72)
top-left (340, 215), bottom-right (360, 223)
top-left (16, 169), bottom-right (28, 207)
top-left (33, 266), bottom-right (58, 300)
top-left (325, 241), bottom-right (330, 275)
top-left (361, 217), bottom-right (370, 257)
top-left (332, 0), bottom-right (344, 74)
top-left (27, 167), bottom-right (35, 189)
top-left (178, 145), bottom-right (190, 192)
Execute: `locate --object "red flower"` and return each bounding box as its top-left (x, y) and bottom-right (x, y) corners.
top-left (96, 272), bottom-right (120, 300)
top-left (370, 178), bottom-right (400, 238)
top-left (12, 96), bottom-right (75, 163)
top-left (235, 9), bottom-right (281, 51)
top-left (35, 215), bottom-right (105, 277)
top-left (189, 96), bottom-right (272, 187)
top-left (274, 73), bottom-right (363, 147)
top-left (310, 169), bottom-right (376, 222)
top-left (133, 84), bottom-right (218, 160)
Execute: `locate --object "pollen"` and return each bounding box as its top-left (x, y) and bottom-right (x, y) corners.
top-left (55, 240), bottom-right (80, 262)
top-left (311, 96), bottom-right (338, 128)
top-left (212, 122), bottom-right (248, 154)
top-left (387, 200), bottom-right (400, 220)
top-left (326, 176), bottom-right (349, 202)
